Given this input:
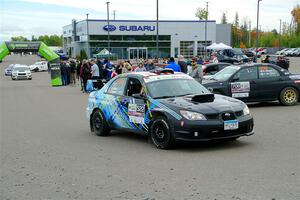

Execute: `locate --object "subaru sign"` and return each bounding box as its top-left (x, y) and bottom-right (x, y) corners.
top-left (103, 25), bottom-right (155, 32)
top-left (103, 25), bottom-right (117, 31)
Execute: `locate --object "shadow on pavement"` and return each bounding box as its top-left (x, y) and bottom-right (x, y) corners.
top-left (102, 130), bottom-right (254, 152)
top-left (247, 101), bottom-right (300, 108)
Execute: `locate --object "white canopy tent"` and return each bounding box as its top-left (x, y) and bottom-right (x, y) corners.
top-left (206, 43), bottom-right (232, 50)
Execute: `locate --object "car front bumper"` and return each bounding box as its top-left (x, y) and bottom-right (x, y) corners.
top-left (172, 115), bottom-right (254, 141)
top-left (12, 74), bottom-right (32, 79)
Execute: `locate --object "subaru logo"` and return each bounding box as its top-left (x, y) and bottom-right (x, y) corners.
top-left (103, 25), bottom-right (116, 31)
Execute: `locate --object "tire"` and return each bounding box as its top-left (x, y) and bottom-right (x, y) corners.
top-left (91, 109), bottom-right (110, 136)
top-left (150, 116), bottom-right (174, 149)
top-left (279, 87), bottom-right (299, 106)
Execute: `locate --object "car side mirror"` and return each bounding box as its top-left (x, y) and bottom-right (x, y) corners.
top-left (132, 93), bottom-right (147, 100)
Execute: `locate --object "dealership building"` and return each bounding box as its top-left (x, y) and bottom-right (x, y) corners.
top-left (63, 19), bottom-right (231, 59)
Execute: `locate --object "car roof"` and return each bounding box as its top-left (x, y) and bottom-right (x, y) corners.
top-left (235, 63), bottom-right (286, 71)
top-left (205, 62), bottom-right (231, 66)
top-left (118, 71), bottom-right (192, 82)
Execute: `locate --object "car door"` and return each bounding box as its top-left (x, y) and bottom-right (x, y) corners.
top-left (121, 77), bottom-right (148, 133)
top-left (105, 77), bottom-right (129, 129)
top-left (254, 65), bottom-right (286, 100)
top-left (229, 66), bottom-right (259, 101)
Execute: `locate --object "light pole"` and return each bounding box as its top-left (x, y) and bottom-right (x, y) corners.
top-left (249, 20), bottom-right (251, 47)
top-left (106, 1), bottom-right (110, 52)
top-left (279, 19), bottom-right (282, 51)
top-left (204, 1), bottom-right (208, 61)
top-left (86, 13), bottom-right (90, 58)
top-left (156, 0), bottom-right (159, 59)
top-left (255, 0), bottom-right (262, 62)
top-left (113, 10), bottom-right (116, 20)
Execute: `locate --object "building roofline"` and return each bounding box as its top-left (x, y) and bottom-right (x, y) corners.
top-left (72, 19), bottom-right (216, 25)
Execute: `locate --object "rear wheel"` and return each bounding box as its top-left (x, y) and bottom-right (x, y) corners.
top-left (150, 117), bottom-right (174, 149)
top-left (91, 109), bottom-right (110, 136)
top-left (279, 87), bottom-right (299, 106)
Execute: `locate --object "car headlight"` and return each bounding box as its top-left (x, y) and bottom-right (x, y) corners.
top-left (243, 105), bottom-right (250, 116)
top-left (180, 110), bottom-right (207, 120)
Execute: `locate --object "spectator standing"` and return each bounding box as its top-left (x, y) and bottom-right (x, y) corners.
top-left (276, 56), bottom-right (289, 70)
top-left (103, 59), bottom-right (114, 80)
top-left (116, 60), bottom-right (124, 74)
top-left (96, 59), bottom-right (105, 78)
top-left (145, 59), bottom-right (155, 71)
top-left (122, 62), bottom-right (132, 74)
top-left (76, 60), bottom-right (81, 80)
top-left (60, 61), bottom-right (68, 86)
top-left (80, 60), bottom-right (91, 93)
top-left (177, 55), bottom-right (187, 73)
top-left (165, 57), bottom-right (181, 72)
top-left (263, 55), bottom-right (270, 63)
top-left (91, 60), bottom-right (100, 79)
top-left (197, 57), bottom-right (204, 65)
top-left (70, 60), bottom-right (77, 86)
top-left (211, 53), bottom-right (219, 63)
top-left (134, 63), bottom-right (147, 72)
top-left (66, 61), bottom-right (71, 85)
top-left (190, 60), bottom-right (203, 83)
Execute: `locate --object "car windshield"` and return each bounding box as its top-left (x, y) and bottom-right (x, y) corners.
top-left (146, 78), bottom-right (210, 99)
top-left (212, 66), bottom-right (240, 81)
top-left (14, 67), bottom-right (29, 71)
top-left (233, 48), bottom-right (243, 54)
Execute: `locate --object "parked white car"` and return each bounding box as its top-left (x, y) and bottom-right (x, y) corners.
top-left (29, 61), bottom-right (48, 72)
top-left (11, 65), bottom-right (32, 80)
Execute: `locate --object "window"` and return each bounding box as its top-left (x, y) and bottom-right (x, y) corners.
top-left (146, 78), bottom-right (209, 99)
top-left (234, 67), bottom-right (258, 81)
top-left (107, 78), bottom-right (126, 95)
top-left (180, 41), bottom-right (194, 59)
top-left (259, 66), bottom-right (280, 79)
top-left (126, 78), bottom-right (143, 97)
top-left (197, 41), bottom-right (212, 57)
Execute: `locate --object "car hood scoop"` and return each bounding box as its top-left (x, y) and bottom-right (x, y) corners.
top-left (185, 94), bottom-right (215, 103)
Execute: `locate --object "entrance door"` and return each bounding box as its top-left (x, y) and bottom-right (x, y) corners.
top-left (128, 48), bottom-right (148, 60)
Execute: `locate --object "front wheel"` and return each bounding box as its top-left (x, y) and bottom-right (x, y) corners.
top-left (91, 109), bottom-right (110, 136)
top-left (150, 117), bottom-right (174, 149)
top-left (279, 87), bottom-right (299, 106)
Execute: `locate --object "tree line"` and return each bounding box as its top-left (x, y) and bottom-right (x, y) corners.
top-left (10, 35), bottom-right (63, 46)
top-left (196, 4), bottom-right (300, 48)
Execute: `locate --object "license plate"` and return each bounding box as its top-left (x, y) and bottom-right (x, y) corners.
top-left (224, 120), bottom-right (239, 130)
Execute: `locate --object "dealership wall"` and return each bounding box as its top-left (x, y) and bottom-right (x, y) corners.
top-left (63, 20), bottom-right (231, 59)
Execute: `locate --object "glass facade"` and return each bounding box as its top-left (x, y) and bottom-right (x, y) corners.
top-left (180, 41), bottom-right (194, 59)
top-left (89, 35), bottom-right (171, 59)
top-left (197, 40), bottom-right (212, 58)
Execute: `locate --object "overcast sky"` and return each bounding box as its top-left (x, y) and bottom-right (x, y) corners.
top-left (0, 0), bottom-right (298, 41)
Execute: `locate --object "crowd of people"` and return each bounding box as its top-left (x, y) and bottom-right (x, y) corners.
top-left (59, 54), bottom-right (219, 93)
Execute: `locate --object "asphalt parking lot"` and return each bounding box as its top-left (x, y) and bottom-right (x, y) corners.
top-left (0, 55), bottom-right (299, 200)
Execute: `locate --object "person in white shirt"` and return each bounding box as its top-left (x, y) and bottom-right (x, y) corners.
top-left (90, 60), bottom-right (100, 78)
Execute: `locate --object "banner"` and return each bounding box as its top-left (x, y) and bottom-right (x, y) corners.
top-left (38, 42), bottom-right (59, 62)
top-left (0, 42), bottom-right (10, 61)
top-left (49, 62), bottom-right (62, 86)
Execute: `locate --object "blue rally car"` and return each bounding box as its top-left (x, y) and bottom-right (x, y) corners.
top-left (86, 69), bottom-right (254, 149)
